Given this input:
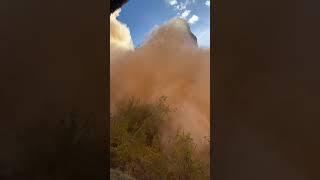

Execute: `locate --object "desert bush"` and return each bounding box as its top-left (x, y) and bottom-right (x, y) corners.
top-left (110, 97), bottom-right (209, 180)
top-left (110, 169), bottom-right (136, 180)
top-left (166, 132), bottom-right (209, 180)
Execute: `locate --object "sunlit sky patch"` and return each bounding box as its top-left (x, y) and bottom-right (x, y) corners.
top-left (118, 0), bottom-right (210, 48)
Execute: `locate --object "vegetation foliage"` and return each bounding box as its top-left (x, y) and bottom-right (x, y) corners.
top-left (110, 97), bottom-right (209, 180)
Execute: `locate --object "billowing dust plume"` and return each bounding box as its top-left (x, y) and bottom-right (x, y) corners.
top-left (110, 9), bottom-right (210, 149)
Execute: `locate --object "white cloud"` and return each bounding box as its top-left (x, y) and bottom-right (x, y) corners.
top-left (174, 3), bottom-right (187, 11)
top-left (167, 0), bottom-right (198, 18)
top-left (180, 10), bottom-right (191, 19)
top-left (181, 0), bottom-right (192, 8)
top-left (169, 0), bottom-right (178, 5)
top-left (205, 0), bottom-right (210, 6)
top-left (188, 15), bottom-right (199, 24)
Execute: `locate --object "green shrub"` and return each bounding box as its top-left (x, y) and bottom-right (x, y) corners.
top-left (110, 97), bottom-right (209, 180)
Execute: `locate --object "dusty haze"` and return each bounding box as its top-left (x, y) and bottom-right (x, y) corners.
top-left (110, 9), bottom-right (210, 149)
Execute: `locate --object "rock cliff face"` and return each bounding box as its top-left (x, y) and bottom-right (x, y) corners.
top-left (141, 18), bottom-right (198, 49)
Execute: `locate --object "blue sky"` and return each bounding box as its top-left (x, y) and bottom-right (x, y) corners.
top-left (117, 0), bottom-right (210, 48)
